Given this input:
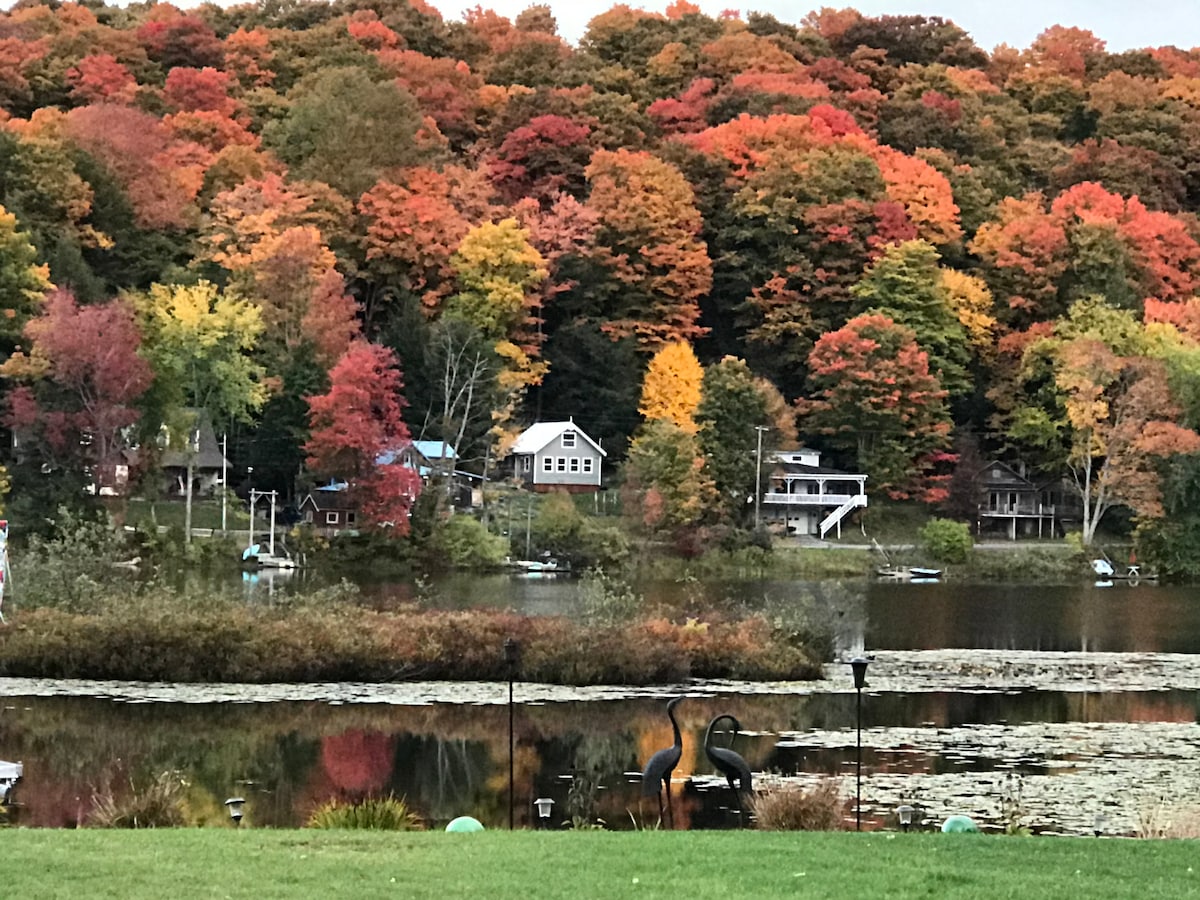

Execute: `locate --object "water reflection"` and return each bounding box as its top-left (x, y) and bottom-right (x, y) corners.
top-left (221, 566), bottom-right (1200, 655)
top-left (1, 686), bottom-right (1196, 833)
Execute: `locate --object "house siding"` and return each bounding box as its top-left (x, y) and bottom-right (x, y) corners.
top-left (512, 424), bottom-right (605, 492)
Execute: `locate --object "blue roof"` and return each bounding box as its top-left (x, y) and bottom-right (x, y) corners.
top-left (376, 441), bottom-right (457, 467)
top-left (413, 440), bottom-right (457, 460)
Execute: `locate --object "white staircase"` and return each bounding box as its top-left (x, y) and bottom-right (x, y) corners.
top-left (819, 494), bottom-right (867, 538)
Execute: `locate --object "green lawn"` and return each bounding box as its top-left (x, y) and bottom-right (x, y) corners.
top-left (6, 830), bottom-right (1199, 899)
top-left (123, 498), bottom-right (251, 531)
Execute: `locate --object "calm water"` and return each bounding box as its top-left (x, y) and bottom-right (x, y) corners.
top-left (3, 575), bottom-right (1198, 833)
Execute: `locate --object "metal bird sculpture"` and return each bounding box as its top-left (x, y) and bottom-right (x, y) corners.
top-left (704, 714), bottom-right (753, 826)
top-left (704, 714), bottom-right (752, 792)
top-left (641, 696), bottom-right (685, 828)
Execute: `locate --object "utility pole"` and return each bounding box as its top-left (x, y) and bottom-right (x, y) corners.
top-left (754, 425), bottom-right (769, 530)
top-left (221, 433), bottom-right (228, 534)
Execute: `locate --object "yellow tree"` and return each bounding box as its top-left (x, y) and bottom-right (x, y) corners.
top-left (447, 218), bottom-right (549, 451)
top-left (134, 280), bottom-right (268, 541)
top-left (638, 341), bottom-right (703, 434)
top-left (940, 269), bottom-right (997, 352)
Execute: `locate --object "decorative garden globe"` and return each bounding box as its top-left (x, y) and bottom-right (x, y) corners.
top-left (941, 815), bottom-right (979, 833)
top-left (445, 816), bottom-right (485, 833)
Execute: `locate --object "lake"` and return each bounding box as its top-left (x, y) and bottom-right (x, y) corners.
top-left (2, 576), bottom-right (1197, 835)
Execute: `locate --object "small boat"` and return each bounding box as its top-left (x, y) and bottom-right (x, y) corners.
top-left (877, 565), bottom-right (942, 581)
top-left (1091, 559), bottom-right (1155, 582)
top-left (242, 543), bottom-right (298, 569)
top-left (506, 557), bottom-right (565, 574)
top-left (871, 538), bottom-right (940, 581)
top-left (0, 760), bottom-right (22, 805)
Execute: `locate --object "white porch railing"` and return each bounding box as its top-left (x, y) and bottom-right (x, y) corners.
top-left (762, 492), bottom-right (865, 506)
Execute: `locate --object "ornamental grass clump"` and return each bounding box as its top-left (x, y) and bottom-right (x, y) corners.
top-left (88, 771), bottom-right (188, 829)
top-left (306, 795), bottom-right (423, 831)
top-left (752, 780), bottom-right (845, 831)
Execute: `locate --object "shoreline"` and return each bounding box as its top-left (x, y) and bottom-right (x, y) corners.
top-left (0, 648), bottom-right (1194, 702)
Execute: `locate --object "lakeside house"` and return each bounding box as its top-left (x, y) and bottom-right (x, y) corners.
top-left (510, 420), bottom-right (606, 493)
top-left (158, 410), bottom-right (229, 498)
top-left (297, 481), bottom-right (357, 535)
top-left (759, 448), bottom-right (868, 538)
top-left (974, 460), bottom-right (1081, 540)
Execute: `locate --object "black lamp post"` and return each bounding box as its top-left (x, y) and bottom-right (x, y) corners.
top-left (897, 803), bottom-right (915, 832)
top-left (850, 657), bottom-right (869, 831)
top-left (503, 637), bottom-right (521, 830)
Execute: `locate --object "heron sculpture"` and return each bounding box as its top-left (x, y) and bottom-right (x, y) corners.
top-left (704, 714), bottom-right (752, 825)
top-left (641, 696), bottom-right (684, 828)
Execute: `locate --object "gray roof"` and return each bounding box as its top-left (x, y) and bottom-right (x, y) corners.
top-left (159, 411), bottom-right (228, 470)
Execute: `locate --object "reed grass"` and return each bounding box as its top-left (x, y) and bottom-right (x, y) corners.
top-left (0, 589), bottom-right (825, 684)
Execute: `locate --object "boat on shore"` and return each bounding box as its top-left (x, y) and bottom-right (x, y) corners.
top-left (505, 556), bottom-right (566, 575)
top-left (1091, 558), bottom-right (1155, 582)
top-left (877, 565), bottom-right (943, 581)
top-left (242, 543), bottom-right (298, 569)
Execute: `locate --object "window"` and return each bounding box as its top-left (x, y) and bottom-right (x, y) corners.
top-left (543, 457), bottom-right (553, 472)
top-left (347, 512), bottom-right (357, 525)
top-left (562, 431), bottom-right (576, 448)
top-left (522, 456), bottom-right (531, 472)
top-left (304, 510), bottom-right (313, 523)
top-left (583, 459), bottom-right (593, 474)
top-left (325, 512), bottom-right (338, 525)
top-left (570, 458), bottom-right (580, 473)
top-left (556, 457), bottom-right (566, 472)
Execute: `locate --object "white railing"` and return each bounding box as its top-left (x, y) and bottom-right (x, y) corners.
top-left (762, 492), bottom-right (866, 506)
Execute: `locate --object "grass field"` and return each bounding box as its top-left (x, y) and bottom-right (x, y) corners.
top-left (6, 830), bottom-right (1200, 899)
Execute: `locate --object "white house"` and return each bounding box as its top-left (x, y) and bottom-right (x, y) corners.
top-left (510, 420), bottom-right (605, 493)
top-left (760, 448), bottom-right (868, 538)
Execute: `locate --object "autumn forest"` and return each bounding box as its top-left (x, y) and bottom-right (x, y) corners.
top-left (3, 1), bottom-right (1200, 565)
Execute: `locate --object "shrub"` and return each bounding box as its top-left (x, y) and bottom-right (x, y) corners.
top-left (306, 795), bottom-right (423, 830)
top-left (919, 518), bottom-right (973, 564)
top-left (13, 506), bottom-right (135, 612)
top-left (88, 771), bottom-right (188, 828)
top-left (579, 567), bottom-right (642, 625)
top-left (752, 780), bottom-right (844, 831)
top-left (432, 514), bottom-right (508, 568)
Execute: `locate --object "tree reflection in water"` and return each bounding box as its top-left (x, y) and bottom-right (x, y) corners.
top-left (1, 683), bottom-right (1198, 833)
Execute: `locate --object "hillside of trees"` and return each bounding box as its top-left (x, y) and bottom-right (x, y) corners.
top-left (3, 1), bottom-right (1200, 562)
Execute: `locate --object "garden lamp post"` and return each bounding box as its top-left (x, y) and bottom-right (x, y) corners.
top-left (850, 657), bottom-right (869, 831)
top-left (224, 797), bottom-right (246, 827)
top-left (897, 803), bottom-right (915, 832)
top-left (504, 637), bottom-right (521, 830)
top-left (534, 797), bottom-right (554, 829)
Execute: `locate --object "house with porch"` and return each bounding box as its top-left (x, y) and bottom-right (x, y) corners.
top-left (510, 420), bottom-right (605, 493)
top-left (975, 460), bottom-right (1080, 539)
top-left (760, 448), bottom-right (868, 538)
